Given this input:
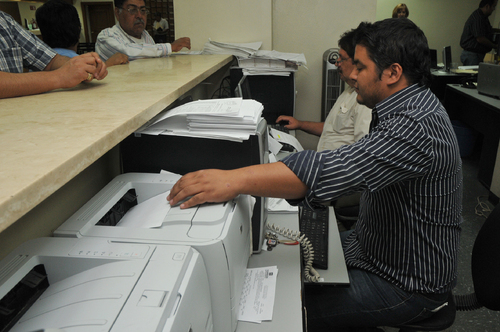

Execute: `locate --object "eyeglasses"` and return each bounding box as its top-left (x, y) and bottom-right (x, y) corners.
top-left (335, 56), bottom-right (351, 65)
top-left (119, 6), bottom-right (149, 16)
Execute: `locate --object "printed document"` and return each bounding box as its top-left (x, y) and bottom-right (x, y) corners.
top-left (238, 266), bottom-right (278, 323)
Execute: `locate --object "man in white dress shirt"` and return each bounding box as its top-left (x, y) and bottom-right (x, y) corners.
top-left (276, 29), bottom-right (372, 152)
top-left (96, 0), bottom-right (190, 61)
top-left (276, 29), bottom-right (371, 225)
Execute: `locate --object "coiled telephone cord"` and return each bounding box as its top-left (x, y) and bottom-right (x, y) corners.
top-left (267, 223), bottom-right (320, 282)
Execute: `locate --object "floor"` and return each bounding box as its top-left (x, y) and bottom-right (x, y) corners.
top-left (383, 155), bottom-right (500, 331)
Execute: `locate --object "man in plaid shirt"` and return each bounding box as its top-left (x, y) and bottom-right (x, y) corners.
top-left (0, 11), bottom-right (107, 98)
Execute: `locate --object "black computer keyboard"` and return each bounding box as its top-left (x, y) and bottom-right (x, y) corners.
top-left (299, 207), bottom-right (329, 270)
top-left (269, 123), bottom-right (290, 134)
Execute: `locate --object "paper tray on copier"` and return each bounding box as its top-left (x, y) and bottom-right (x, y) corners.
top-left (0, 237), bottom-right (212, 332)
top-left (54, 172), bottom-right (238, 241)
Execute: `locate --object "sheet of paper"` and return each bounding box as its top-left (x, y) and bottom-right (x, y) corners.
top-left (267, 198), bottom-right (298, 213)
top-left (135, 98), bottom-right (263, 143)
top-left (253, 50), bottom-right (307, 66)
top-left (268, 134), bottom-right (283, 155)
top-left (238, 266), bottom-right (278, 323)
top-left (173, 50), bottom-right (203, 55)
top-left (269, 128), bottom-right (304, 152)
top-left (117, 191), bottom-right (171, 228)
top-left (148, 98), bottom-right (242, 129)
top-left (202, 40), bottom-right (262, 57)
top-left (243, 70), bottom-right (292, 76)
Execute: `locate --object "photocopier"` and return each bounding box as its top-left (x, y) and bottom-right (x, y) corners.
top-left (0, 237), bottom-right (212, 332)
top-left (120, 117), bottom-right (269, 254)
top-left (53, 172), bottom-right (254, 332)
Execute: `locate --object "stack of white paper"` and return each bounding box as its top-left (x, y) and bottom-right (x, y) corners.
top-left (136, 98), bottom-right (264, 142)
top-left (237, 50), bottom-right (307, 76)
top-left (201, 39), bottom-right (262, 57)
top-left (254, 50), bottom-right (307, 65)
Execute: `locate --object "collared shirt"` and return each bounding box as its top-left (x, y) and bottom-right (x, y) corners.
top-left (0, 11), bottom-right (56, 73)
top-left (95, 23), bottom-right (171, 61)
top-left (282, 84), bottom-right (462, 293)
top-left (460, 8), bottom-right (494, 54)
top-left (317, 85), bottom-right (371, 152)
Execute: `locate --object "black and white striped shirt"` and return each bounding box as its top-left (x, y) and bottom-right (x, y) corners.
top-left (460, 8), bottom-right (494, 54)
top-left (282, 84), bottom-right (462, 293)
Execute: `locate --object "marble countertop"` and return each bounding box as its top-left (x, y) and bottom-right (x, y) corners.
top-left (0, 54), bottom-right (232, 232)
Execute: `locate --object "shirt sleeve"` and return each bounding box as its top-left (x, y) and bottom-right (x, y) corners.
top-left (280, 150), bottom-right (326, 210)
top-left (96, 27), bottom-right (171, 61)
top-left (282, 112), bottom-right (434, 209)
top-left (0, 12), bottom-right (56, 73)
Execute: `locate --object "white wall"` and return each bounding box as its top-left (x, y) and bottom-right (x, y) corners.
top-left (272, 0), bottom-right (376, 149)
top-left (175, 0), bottom-right (273, 51)
top-left (376, 0), bottom-right (496, 65)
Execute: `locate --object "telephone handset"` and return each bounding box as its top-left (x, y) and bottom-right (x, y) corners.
top-left (266, 222), bottom-right (321, 282)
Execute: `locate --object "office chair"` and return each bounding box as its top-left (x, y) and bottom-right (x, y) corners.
top-left (454, 201), bottom-right (500, 312)
top-left (332, 193), bottom-right (361, 230)
top-left (394, 202), bottom-right (500, 331)
top-left (334, 205), bottom-right (359, 230)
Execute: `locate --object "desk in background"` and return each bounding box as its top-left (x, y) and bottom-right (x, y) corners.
top-left (431, 70), bottom-right (473, 101)
top-left (444, 84), bottom-right (500, 202)
top-left (0, 54), bottom-right (233, 258)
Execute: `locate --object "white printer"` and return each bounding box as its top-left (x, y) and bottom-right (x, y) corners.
top-left (54, 172), bottom-right (253, 332)
top-left (0, 237), bottom-right (212, 332)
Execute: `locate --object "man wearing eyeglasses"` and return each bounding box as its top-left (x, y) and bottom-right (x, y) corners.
top-left (96, 0), bottom-right (191, 61)
top-left (275, 29), bottom-right (372, 229)
top-left (275, 29), bottom-right (371, 153)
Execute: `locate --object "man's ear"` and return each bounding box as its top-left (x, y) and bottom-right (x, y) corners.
top-left (383, 63), bottom-right (404, 85)
top-left (114, 7), bottom-right (120, 20)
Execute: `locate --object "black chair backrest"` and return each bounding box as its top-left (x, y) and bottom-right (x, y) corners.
top-left (471, 203), bottom-right (500, 310)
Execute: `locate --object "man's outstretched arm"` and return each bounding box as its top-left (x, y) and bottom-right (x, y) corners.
top-left (167, 162), bottom-right (308, 209)
top-left (0, 53), bottom-right (107, 99)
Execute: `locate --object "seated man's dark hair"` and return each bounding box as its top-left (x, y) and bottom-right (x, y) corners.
top-left (338, 28), bottom-right (358, 59)
top-left (479, 0), bottom-right (497, 8)
top-left (354, 18), bottom-right (432, 88)
top-left (36, 0), bottom-right (81, 49)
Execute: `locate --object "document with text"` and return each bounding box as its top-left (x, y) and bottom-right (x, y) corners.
top-left (238, 266), bottom-right (278, 323)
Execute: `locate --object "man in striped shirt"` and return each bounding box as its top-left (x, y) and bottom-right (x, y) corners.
top-left (460, 0), bottom-right (499, 65)
top-left (168, 18), bottom-right (462, 330)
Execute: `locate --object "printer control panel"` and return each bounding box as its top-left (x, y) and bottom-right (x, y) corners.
top-left (69, 242), bottom-right (150, 259)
